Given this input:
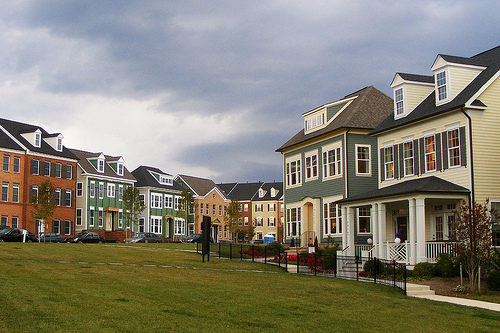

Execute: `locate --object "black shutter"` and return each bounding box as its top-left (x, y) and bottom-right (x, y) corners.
top-left (399, 143), bottom-right (404, 178)
top-left (393, 145), bottom-right (399, 179)
top-left (442, 131), bottom-right (449, 170)
top-left (30, 159), bottom-right (37, 175)
top-left (436, 133), bottom-right (442, 171)
top-left (380, 148), bottom-right (385, 181)
top-left (419, 138), bottom-right (425, 173)
top-left (413, 139), bottom-right (419, 175)
top-left (460, 126), bottom-right (467, 167)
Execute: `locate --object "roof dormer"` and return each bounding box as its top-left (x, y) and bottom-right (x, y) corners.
top-left (391, 73), bottom-right (434, 119)
top-left (21, 128), bottom-right (42, 148)
top-left (258, 188), bottom-right (266, 198)
top-left (108, 157), bottom-right (125, 176)
top-left (44, 133), bottom-right (64, 152)
top-left (431, 55), bottom-right (485, 106)
top-left (88, 153), bottom-right (106, 173)
top-left (270, 187), bottom-right (278, 198)
top-left (303, 97), bottom-right (355, 134)
top-left (149, 170), bottom-right (173, 186)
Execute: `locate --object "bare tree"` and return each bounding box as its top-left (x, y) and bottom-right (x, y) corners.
top-left (31, 180), bottom-right (56, 241)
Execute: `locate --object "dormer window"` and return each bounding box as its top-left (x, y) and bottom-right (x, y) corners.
top-left (305, 113), bottom-right (324, 131)
top-left (98, 159), bottom-right (105, 173)
top-left (270, 188), bottom-right (277, 197)
top-left (117, 163), bottom-right (124, 176)
top-left (436, 71), bottom-right (448, 101)
top-left (57, 138), bottom-right (62, 151)
top-left (159, 176), bottom-right (173, 186)
top-left (395, 88), bottom-right (404, 115)
top-left (258, 188), bottom-right (264, 198)
top-left (34, 132), bottom-right (41, 148)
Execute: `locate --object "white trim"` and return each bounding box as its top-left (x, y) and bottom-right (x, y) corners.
top-left (466, 69), bottom-right (500, 107)
top-left (355, 144), bottom-right (371, 176)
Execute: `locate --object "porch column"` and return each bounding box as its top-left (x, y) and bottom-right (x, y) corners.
top-left (415, 197), bottom-right (426, 263)
top-left (346, 207), bottom-right (355, 256)
top-left (409, 198), bottom-right (416, 265)
top-left (371, 203), bottom-right (378, 257)
top-left (341, 206), bottom-right (347, 251)
top-left (377, 203), bottom-right (386, 259)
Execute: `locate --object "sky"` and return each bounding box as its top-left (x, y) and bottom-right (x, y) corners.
top-left (0, 1), bottom-right (498, 183)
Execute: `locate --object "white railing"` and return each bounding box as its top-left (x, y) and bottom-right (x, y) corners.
top-left (387, 242), bottom-right (409, 264)
top-left (426, 242), bottom-right (458, 263)
top-left (355, 244), bottom-right (374, 258)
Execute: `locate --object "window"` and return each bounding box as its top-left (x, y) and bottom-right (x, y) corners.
top-left (244, 204), bottom-right (248, 212)
top-left (118, 211), bottom-right (123, 229)
top-left (11, 217), bottom-right (18, 228)
top-left (0, 216), bottom-right (7, 226)
top-left (52, 220), bottom-right (61, 234)
top-left (268, 203), bottom-right (275, 212)
top-left (212, 204), bottom-right (216, 215)
top-left (238, 218), bottom-right (242, 226)
top-left (424, 135), bottom-right (436, 172)
top-left (98, 209), bottom-right (103, 228)
top-left (76, 209), bottom-right (82, 226)
top-left (89, 208), bottom-right (95, 227)
top-left (118, 163), bottom-right (124, 176)
top-left (384, 146), bottom-right (394, 179)
top-left (63, 220), bottom-right (71, 235)
top-left (323, 145), bottom-right (342, 178)
top-left (356, 145), bottom-right (370, 175)
top-left (436, 71), bottom-right (447, 101)
top-left (118, 185), bottom-right (123, 201)
top-left (447, 128), bottom-right (460, 167)
top-left (200, 203), bottom-right (204, 214)
top-left (491, 202), bottom-right (500, 246)
top-left (305, 113), bottom-right (324, 131)
top-left (77, 183), bottom-right (83, 197)
top-left (268, 217), bottom-right (275, 227)
top-left (43, 161), bottom-right (51, 176)
top-left (286, 159), bottom-right (301, 187)
top-left (305, 154), bottom-right (318, 180)
top-left (244, 217), bottom-right (248, 226)
top-left (138, 218), bottom-right (145, 233)
top-left (30, 186), bottom-right (38, 203)
top-left (151, 194), bottom-right (162, 209)
top-left (97, 159), bottom-right (105, 172)
top-left (98, 183), bottom-right (104, 199)
top-left (357, 207), bottom-right (371, 234)
top-left (255, 204), bottom-right (263, 212)
top-left (107, 184), bottom-right (115, 198)
top-left (3, 155), bottom-right (9, 172)
top-left (140, 194), bottom-right (145, 206)
top-left (65, 165), bottom-right (73, 179)
top-left (219, 205), bottom-right (222, 216)
top-left (286, 207), bottom-right (301, 238)
top-left (174, 218), bottom-right (185, 235)
top-left (65, 190), bottom-right (72, 207)
top-left (175, 197), bottom-right (180, 211)
top-left (12, 184), bottom-right (19, 203)
top-left (2, 183), bottom-right (8, 202)
top-left (256, 217), bottom-right (263, 227)
top-left (89, 182), bottom-right (95, 198)
top-left (57, 138), bottom-right (62, 151)
top-left (34, 132), bottom-right (41, 147)
top-left (324, 202), bottom-right (342, 235)
top-left (13, 157), bottom-right (20, 173)
top-left (205, 204), bottom-right (209, 215)
top-left (30, 159), bottom-right (39, 175)
top-left (395, 88), bottom-right (404, 115)
top-left (54, 163), bottom-right (62, 178)
top-left (165, 195), bottom-right (173, 209)
top-left (403, 141), bottom-right (414, 176)
top-left (151, 217), bottom-right (162, 234)
top-left (54, 189), bottom-right (61, 206)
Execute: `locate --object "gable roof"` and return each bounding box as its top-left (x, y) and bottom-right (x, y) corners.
top-left (373, 45), bottom-right (500, 135)
top-left (337, 176), bottom-right (469, 204)
top-left (177, 174), bottom-right (220, 197)
top-left (132, 166), bottom-right (184, 191)
top-left (0, 118), bottom-right (77, 160)
top-left (252, 182), bottom-right (283, 201)
top-left (69, 148), bottom-right (136, 182)
top-left (219, 182), bottom-right (264, 201)
top-left (276, 86), bottom-right (393, 152)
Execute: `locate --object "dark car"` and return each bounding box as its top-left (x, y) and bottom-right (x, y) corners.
top-left (0, 225), bottom-right (11, 230)
top-left (0, 228), bottom-right (38, 242)
top-left (185, 233), bottom-right (203, 243)
top-left (67, 232), bottom-right (105, 244)
top-left (124, 232), bottom-right (163, 243)
top-left (39, 232), bottom-right (66, 243)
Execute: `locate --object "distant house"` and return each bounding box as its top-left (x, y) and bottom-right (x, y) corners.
top-left (0, 118), bottom-right (78, 236)
top-left (277, 86), bottom-right (393, 247)
top-left (338, 45), bottom-right (500, 264)
top-left (176, 175), bottom-right (231, 242)
top-left (132, 166), bottom-right (190, 240)
top-left (69, 149), bottom-right (136, 241)
top-left (251, 182), bottom-right (283, 243)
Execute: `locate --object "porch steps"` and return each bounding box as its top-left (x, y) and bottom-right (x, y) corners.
top-left (406, 283), bottom-right (435, 297)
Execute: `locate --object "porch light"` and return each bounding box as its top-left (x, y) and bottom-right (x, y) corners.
top-left (394, 237), bottom-right (401, 244)
top-left (367, 238), bottom-right (373, 245)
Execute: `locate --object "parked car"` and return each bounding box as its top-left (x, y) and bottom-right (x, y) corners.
top-left (0, 225), bottom-right (11, 230)
top-left (185, 233), bottom-right (203, 243)
top-left (0, 228), bottom-right (38, 242)
top-left (39, 232), bottom-right (66, 243)
top-left (124, 232), bottom-right (163, 243)
top-left (250, 239), bottom-right (264, 244)
top-left (67, 232), bottom-right (105, 244)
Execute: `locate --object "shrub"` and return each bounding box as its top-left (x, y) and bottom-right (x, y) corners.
top-left (413, 262), bottom-right (435, 278)
top-left (435, 253), bottom-right (459, 278)
top-left (289, 238), bottom-right (295, 247)
top-left (363, 259), bottom-right (386, 276)
top-left (266, 241), bottom-right (282, 256)
top-left (485, 270), bottom-right (500, 291)
top-left (322, 246), bottom-right (337, 270)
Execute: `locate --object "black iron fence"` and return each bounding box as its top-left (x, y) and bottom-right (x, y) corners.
top-left (196, 243), bottom-right (406, 294)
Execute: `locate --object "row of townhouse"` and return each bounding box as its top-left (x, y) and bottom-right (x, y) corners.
top-left (0, 117), bottom-right (283, 242)
top-left (278, 45), bottom-right (500, 265)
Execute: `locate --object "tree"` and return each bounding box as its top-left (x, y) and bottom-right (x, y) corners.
top-left (247, 221), bottom-right (256, 241)
top-left (31, 180), bottom-right (56, 242)
top-left (224, 199), bottom-right (241, 241)
top-left (123, 186), bottom-right (146, 241)
top-left (453, 200), bottom-right (496, 292)
top-left (177, 189), bottom-right (195, 238)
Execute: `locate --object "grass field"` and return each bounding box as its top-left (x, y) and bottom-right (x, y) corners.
top-left (0, 243), bottom-right (499, 332)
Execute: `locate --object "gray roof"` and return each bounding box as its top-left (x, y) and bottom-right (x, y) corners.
top-left (252, 182), bottom-right (283, 201)
top-left (132, 166), bottom-right (184, 192)
top-left (336, 176), bottom-right (469, 204)
top-left (397, 73), bottom-right (434, 83)
top-left (277, 86), bottom-right (393, 152)
top-left (69, 148), bottom-right (136, 182)
top-left (0, 118), bottom-right (77, 160)
top-left (373, 45), bottom-right (500, 135)
top-left (177, 174), bottom-right (220, 197)
top-left (218, 182), bottom-right (264, 201)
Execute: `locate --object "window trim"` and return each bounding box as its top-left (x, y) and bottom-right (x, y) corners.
top-left (304, 150), bottom-right (319, 181)
top-left (436, 70), bottom-right (449, 104)
top-left (355, 144), bottom-right (371, 176)
top-left (447, 128), bottom-right (461, 168)
top-left (384, 146), bottom-right (394, 180)
top-left (357, 207), bottom-right (371, 235)
top-left (285, 155), bottom-right (302, 188)
top-left (403, 140), bottom-right (414, 177)
top-left (322, 142), bottom-right (342, 180)
top-left (424, 134), bottom-right (437, 173)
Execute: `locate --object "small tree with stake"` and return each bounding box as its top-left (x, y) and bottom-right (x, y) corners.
top-left (123, 186), bottom-right (146, 241)
top-left (30, 180), bottom-right (56, 242)
top-left (177, 189), bottom-right (196, 239)
top-left (453, 200), bottom-right (496, 292)
top-left (224, 199), bottom-right (241, 242)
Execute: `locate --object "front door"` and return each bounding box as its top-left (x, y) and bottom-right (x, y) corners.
top-left (396, 216), bottom-right (407, 242)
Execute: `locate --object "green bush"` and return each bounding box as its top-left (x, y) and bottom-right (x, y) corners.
top-left (322, 246), bottom-right (337, 270)
top-left (435, 253), bottom-right (459, 277)
top-left (363, 259), bottom-right (386, 276)
top-left (485, 270), bottom-right (500, 291)
top-left (266, 241), bottom-right (282, 256)
top-left (412, 262), bottom-right (435, 278)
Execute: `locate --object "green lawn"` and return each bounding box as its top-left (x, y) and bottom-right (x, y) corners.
top-left (0, 243), bottom-right (498, 332)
